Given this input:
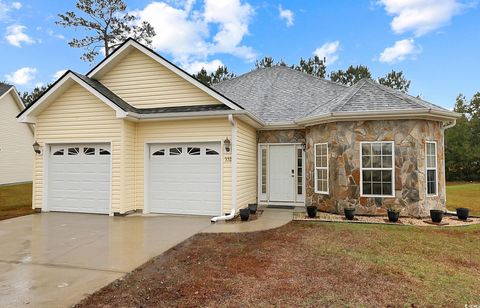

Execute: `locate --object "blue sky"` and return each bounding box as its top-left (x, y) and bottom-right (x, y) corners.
top-left (0, 0), bottom-right (478, 109)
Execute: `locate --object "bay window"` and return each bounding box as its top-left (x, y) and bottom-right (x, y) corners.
top-left (361, 141), bottom-right (394, 197)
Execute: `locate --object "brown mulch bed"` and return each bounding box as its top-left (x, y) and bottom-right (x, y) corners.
top-left (75, 221), bottom-right (480, 307)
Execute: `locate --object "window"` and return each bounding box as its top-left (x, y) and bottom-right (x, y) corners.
top-left (297, 148), bottom-right (303, 195)
top-left (187, 147), bottom-right (201, 155)
top-left (169, 147), bottom-right (182, 155)
top-left (315, 143), bottom-right (329, 194)
top-left (68, 147), bottom-right (79, 155)
top-left (53, 149), bottom-right (64, 156)
top-left (426, 141), bottom-right (437, 196)
top-left (152, 149), bottom-right (165, 156)
top-left (261, 148), bottom-right (267, 194)
top-left (206, 148), bottom-right (219, 155)
top-left (84, 147), bottom-right (95, 156)
top-left (361, 142), bottom-right (394, 197)
top-left (99, 148), bottom-right (110, 155)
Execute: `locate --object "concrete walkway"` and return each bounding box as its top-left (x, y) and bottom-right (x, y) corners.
top-left (204, 207), bottom-right (294, 233)
top-left (0, 213), bottom-right (211, 308)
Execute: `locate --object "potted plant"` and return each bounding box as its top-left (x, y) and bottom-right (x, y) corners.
top-left (306, 205), bottom-right (317, 218)
top-left (430, 209), bottom-right (444, 223)
top-left (456, 208), bottom-right (469, 221)
top-left (344, 207), bottom-right (355, 220)
top-left (240, 208), bottom-right (250, 221)
top-left (248, 203), bottom-right (258, 214)
top-left (387, 206), bottom-right (401, 223)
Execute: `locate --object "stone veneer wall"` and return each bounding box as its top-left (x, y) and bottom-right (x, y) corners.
top-left (305, 120), bottom-right (446, 217)
top-left (257, 129), bottom-right (306, 144)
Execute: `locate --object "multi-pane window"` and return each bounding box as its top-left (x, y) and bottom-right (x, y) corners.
top-left (297, 148), bottom-right (303, 195)
top-left (361, 142), bottom-right (394, 197)
top-left (261, 148), bottom-right (267, 194)
top-left (426, 141), bottom-right (437, 196)
top-left (315, 143), bottom-right (329, 194)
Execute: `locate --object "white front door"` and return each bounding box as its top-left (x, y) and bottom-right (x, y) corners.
top-left (269, 145), bottom-right (296, 202)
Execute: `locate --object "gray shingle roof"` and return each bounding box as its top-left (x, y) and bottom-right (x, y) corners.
top-left (0, 83), bottom-right (13, 97)
top-left (305, 78), bottom-right (449, 118)
top-left (212, 66), bottom-right (346, 124)
top-left (213, 67), bottom-right (454, 124)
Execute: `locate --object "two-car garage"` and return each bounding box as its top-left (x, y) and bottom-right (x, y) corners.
top-left (46, 142), bottom-right (222, 216)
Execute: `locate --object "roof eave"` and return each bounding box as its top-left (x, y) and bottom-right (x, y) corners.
top-left (296, 109), bottom-right (462, 126)
top-left (125, 109), bottom-right (265, 128)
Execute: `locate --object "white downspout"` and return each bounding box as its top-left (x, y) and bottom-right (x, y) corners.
top-left (442, 119), bottom-right (456, 205)
top-left (211, 114), bottom-right (237, 222)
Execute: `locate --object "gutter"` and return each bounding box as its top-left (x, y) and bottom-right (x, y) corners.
top-left (211, 114), bottom-right (237, 222)
top-left (295, 108), bottom-right (462, 126)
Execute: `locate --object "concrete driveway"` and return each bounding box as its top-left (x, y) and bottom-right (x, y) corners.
top-left (0, 213), bottom-right (212, 307)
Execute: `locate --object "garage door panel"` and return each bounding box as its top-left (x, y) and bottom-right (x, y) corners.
top-left (48, 144), bottom-right (111, 214)
top-left (149, 142), bottom-right (221, 216)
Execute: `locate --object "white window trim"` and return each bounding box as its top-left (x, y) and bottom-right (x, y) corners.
top-left (426, 141), bottom-right (438, 197)
top-left (360, 141), bottom-right (395, 198)
top-left (314, 143), bottom-right (329, 194)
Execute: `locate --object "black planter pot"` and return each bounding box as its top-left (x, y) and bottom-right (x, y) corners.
top-left (430, 210), bottom-right (444, 223)
top-left (240, 208), bottom-right (250, 221)
top-left (344, 208), bottom-right (355, 220)
top-left (306, 206), bottom-right (317, 218)
top-left (387, 210), bottom-right (400, 223)
top-left (456, 208), bottom-right (469, 221)
top-left (248, 203), bottom-right (258, 214)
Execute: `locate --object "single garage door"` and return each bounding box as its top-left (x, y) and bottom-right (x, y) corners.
top-left (47, 143), bottom-right (111, 214)
top-left (149, 142), bottom-right (221, 216)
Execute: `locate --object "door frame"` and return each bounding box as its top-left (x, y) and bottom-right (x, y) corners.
top-left (257, 143), bottom-right (305, 205)
top-left (144, 140), bottom-right (224, 215)
top-left (42, 140), bottom-right (113, 215)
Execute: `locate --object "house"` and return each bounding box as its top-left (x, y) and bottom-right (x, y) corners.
top-left (0, 84), bottom-right (34, 185)
top-left (17, 38), bottom-right (459, 218)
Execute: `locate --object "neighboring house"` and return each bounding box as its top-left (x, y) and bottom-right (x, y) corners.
top-left (0, 84), bottom-right (34, 185)
top-left (17, 39), bottom-right (459, 218)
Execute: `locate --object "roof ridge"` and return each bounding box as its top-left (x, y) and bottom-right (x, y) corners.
top-left (330, 79), bottom-right (368, 112)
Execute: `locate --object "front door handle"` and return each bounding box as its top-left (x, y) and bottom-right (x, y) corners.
top-left (291, 169), bottom-right (295, 177)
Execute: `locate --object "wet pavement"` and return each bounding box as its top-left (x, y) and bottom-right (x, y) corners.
top-left (0, 213), bottom-right (211, 307)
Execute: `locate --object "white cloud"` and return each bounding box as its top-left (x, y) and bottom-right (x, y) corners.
top-left (0, 0), bottom-right (21, 20)
top-left (377, 0), bottom-right (470, 36)
top-left (379, 38), bottom-right (421, 63)
top-left (183, 59), bottom-right (224, 73)
top-left (278, 5), bottom-right (294, 27)
top-left (132, 0), bottom-right (256, 72)
top-left (52, 70), bottom-right (67, 80)
top-left (5, 67), bottom-right (37, 85)
top-left (47, 29), bottom-right (65, 40)
top-left (5, 24), bottom-right (35, 47)
top-left (313, 41), bottom-right (340, 64)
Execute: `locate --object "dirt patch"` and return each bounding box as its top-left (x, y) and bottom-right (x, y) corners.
top-left (75, 222), bottom-right (480, 307)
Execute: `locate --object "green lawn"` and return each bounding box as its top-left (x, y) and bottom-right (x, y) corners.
top-left (0, 183), bottom-right (35, 221)
top-left (447, 182), bottom-right (480, 216)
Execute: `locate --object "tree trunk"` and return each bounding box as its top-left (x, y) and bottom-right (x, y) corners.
top-left (104, 36), bottom-right (109, 57)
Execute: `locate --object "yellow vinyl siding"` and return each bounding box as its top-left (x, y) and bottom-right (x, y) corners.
top-left (121, 119), bottom-right (136, 212)
top-left (236, 119), bottom-right (257, 210)
top-left (0, 92), bottom-right (34, 184)
top-left (135, 118), bottom-right (232, 213)
top-left (33, 83), bottom-right (122, 212)
top-left (99, 49), bottom-right (222, 109)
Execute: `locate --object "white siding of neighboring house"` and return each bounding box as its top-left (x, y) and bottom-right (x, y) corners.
top-left (0, 90), bottom-right (34, 185)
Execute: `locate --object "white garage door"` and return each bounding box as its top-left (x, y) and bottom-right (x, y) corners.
top-left (47, 144), bottom-right (111, 214)
top-left (149, 142), bottom-right (221, 216)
